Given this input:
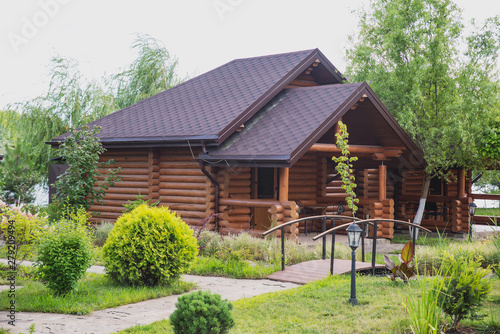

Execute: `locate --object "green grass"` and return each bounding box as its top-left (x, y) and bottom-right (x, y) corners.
top-left (189, 256), bottom-right (279, 279)
top-left (476, 208), bottom-right (500, 216)
top-left (0, 273), bottom-right (195, 315)
top-left (117, 276), bottom-right (500, 334)
top-left (391, 234), bottom-right (456, 247)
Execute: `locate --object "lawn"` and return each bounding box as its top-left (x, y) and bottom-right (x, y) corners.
top-left (0, 273), bottom-right (195, 315)
top-left (476, 207), bottom-right (500, 217)
top-left (118, 275), bottom-right (500, 334)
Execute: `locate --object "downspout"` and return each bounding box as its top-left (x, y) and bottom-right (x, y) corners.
top-left (200, 162), bottom-right (220, 231)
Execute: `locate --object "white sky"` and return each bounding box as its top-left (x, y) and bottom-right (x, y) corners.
top-left (0, 0), bottom-right (499, 108)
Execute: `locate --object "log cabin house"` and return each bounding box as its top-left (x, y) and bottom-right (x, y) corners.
top-left (48, 49), bottom-right (479, 239)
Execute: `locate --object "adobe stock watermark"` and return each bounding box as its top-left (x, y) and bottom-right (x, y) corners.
top-left (213, 0), bottom-right (243, 21)
top-left (7, 0), bottom-right (72, 53)
top-left (6, 218), bottom-right (17, 327)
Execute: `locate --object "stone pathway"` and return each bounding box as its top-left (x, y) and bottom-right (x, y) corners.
top-left (0, 260), bottom-right (298, 334)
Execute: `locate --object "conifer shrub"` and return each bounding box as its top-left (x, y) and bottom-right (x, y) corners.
top-left (102, 204), bottom-right (198, 286)
top-left (170, 290), bottom-right (234, 334)
top-left (438, 252), bottom-right (491, 330)
top-left (34, 209), bottom-right (93, 296)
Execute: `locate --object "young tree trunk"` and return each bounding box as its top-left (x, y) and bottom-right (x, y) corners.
top-left (411, 173), bottom-right (432, 239)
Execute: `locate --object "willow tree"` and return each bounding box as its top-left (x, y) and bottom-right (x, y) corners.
top-left (346, 0), bottom-right (500, 228)
top-left (1, 35), bottom-right (184, 202)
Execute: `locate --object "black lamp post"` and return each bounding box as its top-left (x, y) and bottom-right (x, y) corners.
top-left (468, 202), bottom-right (477, 242)
top-left (346, 223), bottom-right (362, 305)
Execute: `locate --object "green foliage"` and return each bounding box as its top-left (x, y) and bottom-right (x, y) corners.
top-left (332, 121), bottom-right (359, 215)
top-left (112, 34), bottom-right (184, 110)
top-left (438, 252), bottom-right (491, 330)
top-left (51, 126), bottom-right (121, 218)
top-left (0, 204), bottom-right (47, 264)
top-left (385, 241), bottom-right (417, 282)
top-left (0, 137), bottom-right (42, 205)
top-left (347, 0), bottom-right (500, 174)
top-left (93, 221), bottom-right (115, 247)
top-left (170, 290), bottom-right (234, 334)
top-left (34, 208), bottom-right (93, 296)
top-left (102, 204), bottom-right (198, 286)
top-left (123, 193), bottom-right (159, 213)
top-left (2, 35), bottom-right (184, 185)
top-left (402, 274), bottom-right (447, 334)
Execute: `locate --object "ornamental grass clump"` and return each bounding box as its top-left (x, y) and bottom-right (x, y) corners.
top-left (102, 204), bottom-right (198, 286)
top-left (170, 290), bottom-right (234, 334)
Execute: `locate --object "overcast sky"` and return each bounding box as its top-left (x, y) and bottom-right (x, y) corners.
top-left (1, 0), bottom-right (499, 108)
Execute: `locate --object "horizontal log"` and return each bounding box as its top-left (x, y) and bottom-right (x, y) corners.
top-left (97, 174), bottom-right (148, 182)
top-left (289, 186), bottom-right (317, 193)
top-left (369, 202), bottom-right (383, 210)
top-left (224, 215), bottom-right (251, 223)
top-left (159, 182), bottom-right (207, 190)
top-left (281, 201), bottom-right (299, 211)
top-left (97, 181), bottom-right (148, 188)
top-left (224, 207), bottom-right (251, 215)
top-left (168, 204), bottom-right (210, 212)
top-left (289, 193), bottom-right (317, 200)
top-left (105, 187), bottom-right (148, 194)
top-left (175, 210), bottom-right (211, 219)
top-left (161, 196), bottom-right (207, 204)
top-left (91, 211), bottom-right (122, 219)
top-left (271, 213), bottom-right (285, 222)
top-left (89, 205), bottom-right (126, 213)
top-left (158, 161), bottom-right (200, 169)
top-left (269, 205), bottom-right (284, 214)
top-left (182, 218), bottom-right (204, 226)
top-left (159, 155), bottom-right (197, 162)
top-left (219, 221), bottom-right (251, 229)
top-left (283, 209), bottom-right (299, 219)
top-left (159, 168), bottom-right (205, 176)
top-left (99, 167), bottom-right (149, 175)
top-left (228, 187), bottom-right (251, 195)
top-left (382, 206), bottom-right (395, 214)
top-left (159, 175), bottom-right (206, 183)
top-left (228, 194), bottom-right (251, 199)
top-left (220, 198), bottom-right (280, 208)
top-left (470, 193), bottom-right (500, 200)
top-left (103, 193), bottom-right (142, 201)
top-left (159, 189), bottom-right (206, 197)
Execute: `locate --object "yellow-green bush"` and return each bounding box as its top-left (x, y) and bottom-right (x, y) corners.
top-left (102, 204), bottom-right (198, 286)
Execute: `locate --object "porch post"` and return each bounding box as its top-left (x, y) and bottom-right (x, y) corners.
top-left (458, 168), bottom-right (466, 198)
top-left (279, 167), bottom-right (289, 202)
top-left (378, 163), bottom-right (387, 201)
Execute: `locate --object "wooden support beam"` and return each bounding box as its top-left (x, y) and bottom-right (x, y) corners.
top-left (458, 169), bottom-right (466, 198)
top-left (379, 164), bottom-right (387, 201)
top-left (279, 167), bottom-right (289, 202)
top-left (309, 143), bottom-right (405, 157)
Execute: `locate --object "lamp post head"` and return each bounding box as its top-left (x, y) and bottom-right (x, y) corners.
top-left (346, 223), bottom-right (362, 250)
top-left (469, 202), bottom-right (477, 216)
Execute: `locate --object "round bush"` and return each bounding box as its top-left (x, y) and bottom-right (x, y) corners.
top-left (35, 218), bottom-right (93, 296)
top-left (170, 290), bottom-right (235, 334)
top-left (102, 204), bottom-right (198, 286)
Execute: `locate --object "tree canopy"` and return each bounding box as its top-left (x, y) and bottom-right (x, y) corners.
top-left (346, 0), bottom-right (500, 176)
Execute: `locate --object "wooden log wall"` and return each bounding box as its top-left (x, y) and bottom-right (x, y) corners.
top-left (157, 149), bottom-right (214, 228)
top-left (367, 199), bottom-right (395, 239)
top-left (91, 149), bottom-right (153, 223)
top-left (288, 153), bottom-right (317, 206)
top-left (316, 156), bottom-right (353, 216)
top-left (357, 168), bottom-right (394, 219)
top-left (218, 168), bottom-right (253, 234)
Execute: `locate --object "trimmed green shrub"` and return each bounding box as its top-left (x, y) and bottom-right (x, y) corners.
top-left (438, 252), bottom-right (491, 330)
top-left (34, 209), bottom-right (93, 296)
top-left (93, 222), bottom-right (114, 247)
top-left (170, 290), bottom-right (234, 334)
top-left (102, 204), bottom-right (198, 286)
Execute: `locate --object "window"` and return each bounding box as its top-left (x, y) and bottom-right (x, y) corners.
top-left (257, 168), bottom-right (275, 199)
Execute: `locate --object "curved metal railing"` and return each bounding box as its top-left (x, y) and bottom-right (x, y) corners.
top-left (263, 215), bottom-right (431, 273)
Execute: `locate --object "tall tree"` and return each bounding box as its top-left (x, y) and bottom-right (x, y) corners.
top-left (112, 34), bottom-right (184, 109)
top-left (346, 0), bottom-right (500, 229)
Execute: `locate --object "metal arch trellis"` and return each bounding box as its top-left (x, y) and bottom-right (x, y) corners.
top-left (262, 216), bottom-right (432, 275)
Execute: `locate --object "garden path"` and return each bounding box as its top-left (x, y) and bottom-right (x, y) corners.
top-left (0, 261), bottom-right (298, 334)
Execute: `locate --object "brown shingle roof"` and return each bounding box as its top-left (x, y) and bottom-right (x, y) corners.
top-left (51, 49), bottom-right (343, 145)
top-left (199, 83), bottom-right (365, 166)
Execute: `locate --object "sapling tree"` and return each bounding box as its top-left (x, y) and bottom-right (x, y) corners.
top-left (52, 126), bottom-right (121, 218)
top-left (333, 121), bottom-right (359, 216)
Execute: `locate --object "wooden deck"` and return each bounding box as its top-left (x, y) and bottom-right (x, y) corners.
top-left (267, 259), bottom-right (385, 285)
